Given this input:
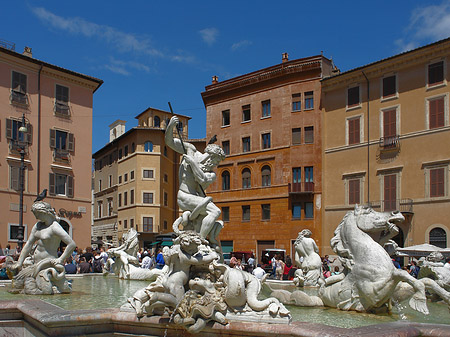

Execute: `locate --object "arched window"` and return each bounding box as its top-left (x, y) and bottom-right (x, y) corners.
top-left (430, 227), bottom-right (447, 248)
top-left (145, 141), bottom-right (153, 152)
top-left (262, 165), bottom-right (271, 187)
top-left (154, 116), bottom-right (161, 128)
top-left (242, 168), bottom-right (251, 189)
top-left (222, 171), bottom-right (230, 191)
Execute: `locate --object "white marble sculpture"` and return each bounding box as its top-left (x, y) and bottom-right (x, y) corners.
top-left (125, 116), bottom-right (290, 333)
top-left (273, 205), bottom-right (431, 314)
top-left (9, 201), bottom-right (76, 295)
top-left (293, 229), bottom-right (324, 287)
top-left (104, 228), bottom-right (162, 280)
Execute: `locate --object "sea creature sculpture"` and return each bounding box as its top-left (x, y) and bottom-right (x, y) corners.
top-left (293, 229), bottom-right (324, 287)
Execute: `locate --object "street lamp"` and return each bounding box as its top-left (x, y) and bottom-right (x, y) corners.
top-left (17, 113), bottom-right (28, 250)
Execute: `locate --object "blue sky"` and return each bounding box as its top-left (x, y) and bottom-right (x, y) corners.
top-left (2, 1), bottom-right (450, 153)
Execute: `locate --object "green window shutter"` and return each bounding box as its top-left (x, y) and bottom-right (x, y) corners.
top-left (49, 173), bottom-right (55, 195)
top-left (49, 129), bottom-right (56, 149)
top-left (67, 133), bottom-right (74, 152)
top-left (6, 119), bottom-right (12, 140)
top-left (26, 123), bottom-right (33, 144)
top-left (67, 176), bottom-right (74, 198)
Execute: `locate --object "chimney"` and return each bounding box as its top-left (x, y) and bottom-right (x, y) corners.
top-left (282, 52), bottom-right (289, 63)
top-left (212, 75), bottom-right (219, 84)
top-left (23, 46), bottom-right (32, 57)
top-left (109, 120), bottom-right (127, 142)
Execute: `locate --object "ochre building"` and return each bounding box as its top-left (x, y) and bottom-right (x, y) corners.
top-left (321, 38), bottom-right (450, 254)
top-left (0, 44), bottom-right (102, 251)
top-left (202, 53), bottom-right (334, 262)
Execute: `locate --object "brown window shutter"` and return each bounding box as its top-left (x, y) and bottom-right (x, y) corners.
top-left (67, 133), bottom-right (74, 152)
top-left (49, 129), bottom-right (56, 149)
top-left (6, 119), bottom-right (12, 140)
top-left (11, 166), bottom-right (19, 190)
top-left (67, 175), bottom-right (74, 198)
top-left (26, 123), bottom-right (33, 144)
top-left (384, 109), bottom-right (396, 138)
top-left (349, 179), bottom-right (360, 204)
top-left (49, 173), bottom-right (55, 195)
top-left (437, 98), bottom-right (445, 128)
top-left (430, 168), bottom-right (445, 197)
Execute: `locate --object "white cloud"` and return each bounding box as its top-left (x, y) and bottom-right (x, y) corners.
top-left (31, 7), bottom-right (162, 56)
top-left (409, 2), bottom-right (450, 41)
top-left (231, 40), bottom-right (252, 51)
top-left (103, 57), bottom-right (151, 76)
top-left (199, 28), bottom-right (218, 45)
top-left (104, 64), bottom-right (130, 76)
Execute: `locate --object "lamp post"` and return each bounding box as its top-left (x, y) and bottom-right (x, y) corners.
top-left (17, 113), bottom-right (28, 250)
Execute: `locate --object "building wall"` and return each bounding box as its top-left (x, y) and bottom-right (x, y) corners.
top-left (203, 55), bottom-right (332, 262)
top-left (322, 39), bottom-right (450, 254)
top-left (0, 46), bottom-right (101, 251)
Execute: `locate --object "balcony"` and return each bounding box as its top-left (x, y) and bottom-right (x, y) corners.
top-left (289, 182), bottom-right (314, 194)
top-left (10, 89), bottom-right (28, 106)
top-left (54, 102), bottom-right (70, 117)
top-left (9, 140), bottom-right (28, 155)
top-left (366, 198), bottom-right (413, 213)
top-left (379, 135), bottom-right (400, 150)
top-left (53, 149), bottom-right (71, 163)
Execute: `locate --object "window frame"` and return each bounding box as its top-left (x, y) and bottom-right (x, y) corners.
top-left (292, 93), bottom-right (301, 112)
top-left (292, 127), bottom-right (301, 145)
top-left (346, 115), bottom-right (363, 145)
top-left (425, 93), bottom-right (449, 129)
top-left (142, 168), bottom-right (155, 180)
top-left (242, 168), bottom-right (251, 189)
top-left (423, 162), bottom-right (449, 199)
top-left (143, 192), bottom-right (154, 204)
top-left (54, 84), bottom-right (70, 117)
top-left (8, 223), bottom-right (28, 242)
top-left (242, 205), bottom-right (250, 221)
top-left (427, 60), bottom-right (446, 89)
top-left (242, 136), bottom-right (251, 153)
top-left (304, 126), bottom-right (314, 144)
top-left (380, 105), bottom-right (400, 140)
top-left (222, 109), bottom-right (230, 127)
top-left (261, 132), bottom-right (271, 149)
top-left (304, 91), bottom-right (314, 110)
top-left (261, 204), bottom-right (271, 221)
top-left (261, 165), bottom-right (271, 187)
top-left (10, 70), bottom-right (28, 106)
top-left (242, 104), bottom-right (251, 122)
top-left (222, 140), bottom-right (230, 155)
top-left (346, 85), bottom-right (361, 109)
top-left (261, 100), bottom-right (271, 118)
top-left (221, 170), bottom-right (231, 191)
top-left (222, 206), bottom-right (230, 222)
top-left (381, 74), bottom-right (398, 101)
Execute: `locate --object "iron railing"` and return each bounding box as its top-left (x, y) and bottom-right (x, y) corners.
top-left (379, 135), bottom-right (400, 149)
top-left (289, 182), bottom-right (315, 193)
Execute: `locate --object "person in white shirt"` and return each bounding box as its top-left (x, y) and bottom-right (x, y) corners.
top-left (141, 255), bottom-right (152, 269)
top-left (253, 264), bottom-right (266, 280)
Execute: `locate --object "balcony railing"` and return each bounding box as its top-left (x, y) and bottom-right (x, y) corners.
top-left (379, 135), bottom-right (400, 150)
top-left (9, 140), bottom-right (28, 154)
top-left (289, 182), bottom-right (314, 193)
top-left (53, 149), bottom-right (71, 163)
top-left (54, 102), bottom-right (70, 117)
top-left (366, 198), bottom-right (413, 213)
top-left (10, 91), bottom-right (28, 106)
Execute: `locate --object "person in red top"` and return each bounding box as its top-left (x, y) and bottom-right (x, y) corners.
top-left (283, 256), bottom-right (293, 280)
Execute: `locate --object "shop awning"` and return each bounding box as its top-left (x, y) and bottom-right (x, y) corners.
top-left (149, 241), bottom-right (161, 246)
top-left (161, 241), bottom-right (173, 247)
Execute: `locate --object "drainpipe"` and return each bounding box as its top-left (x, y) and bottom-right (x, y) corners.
top-left (37, 64), bottom-right (43, 194)
top-left (362, 71), bottom-right (370, 204)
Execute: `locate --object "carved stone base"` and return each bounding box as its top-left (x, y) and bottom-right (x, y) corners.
top-left (225, 309), bottom-right (292, 325)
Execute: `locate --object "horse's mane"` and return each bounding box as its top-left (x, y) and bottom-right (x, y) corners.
top-left (330, 211), bottom-right (354, 269)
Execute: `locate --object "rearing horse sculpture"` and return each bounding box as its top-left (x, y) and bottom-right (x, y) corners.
top-left (319, 205), bottom-right (429, 314)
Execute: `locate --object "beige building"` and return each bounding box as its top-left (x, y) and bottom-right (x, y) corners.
top-left (0, 44), bottom-right (103, 251)
top-left (92, 108), bottom-right (192, 248)
top-left (322, 38), bottom-right (450, 254)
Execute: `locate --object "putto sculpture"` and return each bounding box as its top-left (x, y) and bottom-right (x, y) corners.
top-left (125, 116), bottom-right (290, 333)
top-left (9, 201), bottom-right (76, 295)
top-left (104, 228), bottom-right (162, 280)
top-left (293, 229), bottom-right (323, 287)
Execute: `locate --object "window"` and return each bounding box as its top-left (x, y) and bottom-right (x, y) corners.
top-left (6, 118), bottom-right (32, 144)
top-left (382, 108), bottom-right (398, 146)
top-left (292, 128), bottom-right (301, 145)
top-left (99, 179), bottom-right (102, 191)
top-left (130, 219), bottom-right (134, 228)
top-left (430, 227), bottom-right (447, 248)
top-left (145, 141), bottom-right (153, 152)
top-left (55, 84), bottom-right (70, 116)
top-left (8, 223), bottom-right (28, 242)
top-left (292, 93), bottom-right (301, 111)
top-left (222, 171), bottom-right (230, 190)
top-left (305, 202), bottom-right (314, 219)
top-left (348, 117), bottom-right (361, 145)
top-left (130, 170), bottom-right (134, 180)
top-left (222, 207), bottom-right (230, 222)
top-left (124, 145), bottom-right (128, 156)
top-left (11, 71), bottom-right (28, 105)
top-left (222, 110), bottom-right (230, 126)
top-left (50, 129), bottom-right (74, 152)
top-left (347, 86), bottom-right (360, 107)
top-left (164, 191), bottom-right (168, 206)
top-left (242, 105), bottom-right (251, 122)
top-left (9, 165), bottom-right (21, 191)
top-left (177, 121), bottom-right (183, 133)
top-left (164, 174), bottom-right (168, 183)
top-left (119, 149), bottom-right (122, 159)
top-left (124, 191), bottom-right (128, 206)
top-left (304, 91), bottom-right (314, 110)
top-left (143, 217), bottom-right (153, 232)
top-left (119, 175), bottom-right (122, 184)
top-left (124, 173), bottom-right (128, 182)
top-left (118, 193), bottom-right (122, 207)
top-left (124, 219), bottom-right (128, 229)
top-left (292, 203), bottom-right (301, 219)
top-left (164, 146), bottom-right (168, 156)
top-left (131, 143), bottom-right (135, 153)
top-left (108, 175), bottom-right (112, 187)
top-left (304, 126), bottom-right (314, 144)
top-left (428, 61), bottom-right (444, 86)
top-left (163, 221), bottom-right (167, 230)
top-left (428, 96), bottom-right (446, 129)
top-left (222, 140), bottom-right (230, 155)
top-left (262, 100), bottom-right (271, 118)
top-left (154, 116), bottom-right (160, 127)
top-left (97, 201), bottom-right (103, 218)
top-left (293, 167), bottom-right (301, 184)
top-left (261, 204), bottom-right (270, 220)
top-left (143, 192), bottom-right (154, 204)
top-left (49, 173), bottom-right (73, 197)
top-left (130, 190), bottom-right (134, 204)
top-left (242, 168), bottom-right (251, 189)
top-left (382, 75), bottom-right (396, 98)
top-left (384, 174), bottom-right (397, 211)
top-left (348, 178), bottom-right (361, 204)
top-left (262, 133), bottom-right (271, 149)
top-left (305, 167), bottom-right (313, 191)
top-left (242, 136), bottom-right (251, 152)
top-left (430, 167), bottom-right (445, 197)
top-left (143, 169), bottom-right (154, 179)
top-left (107, 198), bottom-right (113, 216)
top-left (261, 165), bottom-right (271, 187)
top-left (242, 205), bottom-right (250, 221)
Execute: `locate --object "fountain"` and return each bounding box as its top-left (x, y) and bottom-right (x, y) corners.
top-left (1, 119), bottom-right (450, 335)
